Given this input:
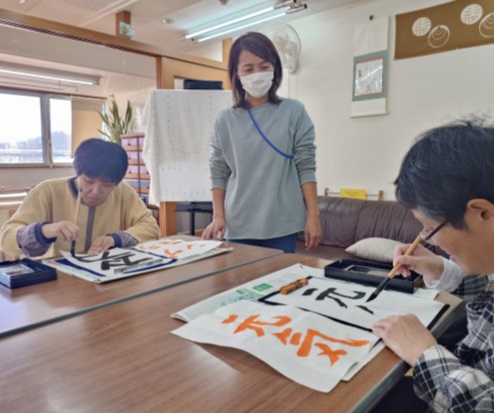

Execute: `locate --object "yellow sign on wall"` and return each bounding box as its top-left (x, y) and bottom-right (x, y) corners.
top-left (340, 188), bottom-right (367, 200)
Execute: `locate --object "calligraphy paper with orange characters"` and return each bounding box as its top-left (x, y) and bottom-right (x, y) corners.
top-left (44, 239), bottom-right (230, 283)
top-left (134, 239), bottom-right (224, 259)
top-left (262, 277), bottom-right (446, 331)
top-left (172, 300), bottom-right (380, 392)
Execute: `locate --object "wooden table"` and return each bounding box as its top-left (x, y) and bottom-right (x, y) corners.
top-left (0, 240), bottom-right (282, 338)
top-left (0, 254), bottom-right (464, 413)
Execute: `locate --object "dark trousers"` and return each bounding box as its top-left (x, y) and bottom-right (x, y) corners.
top-left (228, 233), bottom-right (298, 253)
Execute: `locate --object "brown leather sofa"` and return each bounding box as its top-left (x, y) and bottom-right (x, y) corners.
top-left (295, 196), bottom-right (446, 261)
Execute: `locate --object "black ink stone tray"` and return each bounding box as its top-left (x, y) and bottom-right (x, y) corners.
top-left (324, 259), bottom-right (423, 294)
top-left (0, 258), bottom-right (57, 288)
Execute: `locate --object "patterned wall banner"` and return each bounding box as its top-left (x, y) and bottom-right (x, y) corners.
top-left (395, 0), bottom-right (494, 59)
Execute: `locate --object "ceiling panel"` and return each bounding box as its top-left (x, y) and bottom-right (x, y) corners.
top-left (0, 0), bottom-right (369, 96)
top-left (0, 1), bottom-right (368, 52)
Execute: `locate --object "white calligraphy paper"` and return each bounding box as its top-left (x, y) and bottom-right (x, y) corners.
top-left (172, 300), bottom-right (380, 392)
top-left (58, 248), bottom-right (172, 279)
top-left (44, 240), bottom-right (231, 283)
top-left (134, 239), bottom-right (223, 259)
top-left (171, 264), bottom-right (325, 322)
top-left (265, 277), bottom-right (445, 330)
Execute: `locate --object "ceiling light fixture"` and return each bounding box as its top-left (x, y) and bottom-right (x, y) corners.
top-left (183, 0), bottom-right (307, 43)
top-left (0, 78), bottom-right (79, 93)
top-left (0, 62), bottom-right (101, 86)
top-left (184, 7), bottom-right (274, 40)
top-left (196, 12), bottom-right (287, 43)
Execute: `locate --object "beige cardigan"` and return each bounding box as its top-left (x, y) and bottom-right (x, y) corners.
top-left (0, 177), bottom-right (160, 258)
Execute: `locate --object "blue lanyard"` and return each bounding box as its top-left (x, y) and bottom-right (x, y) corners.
top-left (245, 104), bottom-right (294, 160)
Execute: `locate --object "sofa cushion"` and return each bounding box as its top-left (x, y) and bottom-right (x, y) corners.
top-left (345, 237), bottom-right (401, 263)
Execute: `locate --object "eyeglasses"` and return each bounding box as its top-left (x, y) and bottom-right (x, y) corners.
top-left (419, 220), bottom-right (448, 242)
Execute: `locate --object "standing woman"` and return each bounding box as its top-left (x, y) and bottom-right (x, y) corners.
top-left (202, 31), bottom-right (321, 253)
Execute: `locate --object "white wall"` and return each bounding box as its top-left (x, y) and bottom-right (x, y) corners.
top-left (190, 42), bottom-right (224, 62)
top-left (286, 0), bottom-right (494, 200)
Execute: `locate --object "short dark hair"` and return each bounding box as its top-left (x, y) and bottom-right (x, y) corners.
top-left (228, 31), bottom-right (283, 108)
top-left (395, 117), bottom-right (494, 228)
top-left (73, 138), bottom-right (128, 184)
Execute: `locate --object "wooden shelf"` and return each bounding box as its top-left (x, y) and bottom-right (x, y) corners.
top-left (123, 145), bottom-right (140, 152)
top-left (125, 173), bottom-right (140, 179)
top-left (121, 133), bottom-right (158, 225)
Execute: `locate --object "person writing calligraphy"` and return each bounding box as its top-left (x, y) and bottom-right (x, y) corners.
top-left (202, 31), bottom-right (321, 253)
top-left (0, 138), bottom-right (159, 258)
top-left (371, 119), bottom-right (494, 412)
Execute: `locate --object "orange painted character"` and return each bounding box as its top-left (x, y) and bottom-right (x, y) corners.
top-left (223, 313), bottom-right (370, 366)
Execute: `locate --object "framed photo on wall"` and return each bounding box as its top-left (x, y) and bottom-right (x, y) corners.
top-left (352, 51), bottom-right (388, 101)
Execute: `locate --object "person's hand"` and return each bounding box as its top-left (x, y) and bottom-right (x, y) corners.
top-left (42, 221), bottom-right (80, 242)
top-left (304, 216), bottom-right (321, 250)
top-left (87, 235), bottom-right (115, 254)
top-left (372, 314), bottom-right (437, 366)
top-left (202, 217), bottom-right (226, 240)
top-left (394, 243), bottom-right (444, 281)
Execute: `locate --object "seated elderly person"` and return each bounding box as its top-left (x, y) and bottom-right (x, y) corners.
top-left (372, 118), bottom-right (494, 412)
top-left (0, 138), bottom-right (159, 258)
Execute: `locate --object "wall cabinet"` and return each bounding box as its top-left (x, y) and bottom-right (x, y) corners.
top-left (120, 133), bottom-right (159, 223)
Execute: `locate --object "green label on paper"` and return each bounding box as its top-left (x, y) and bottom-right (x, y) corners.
top-left (236, 288), bottom-right (263, 299)
top-left (252, 283), bottom-right (272, 292)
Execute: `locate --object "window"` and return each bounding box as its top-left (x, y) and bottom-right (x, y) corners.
top-left (50, 98), bottom-right (72, 164)
top-left (0, 92), bottom-right (43, 164)
top-left (0, 90), bottom-right (74, 165)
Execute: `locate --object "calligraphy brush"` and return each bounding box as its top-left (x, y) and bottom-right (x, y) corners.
top-left (71, 188), bottom-right (82, 257)
top-left (366, 234), bottom-right (423, 302)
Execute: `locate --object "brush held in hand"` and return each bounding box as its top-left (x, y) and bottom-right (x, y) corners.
top-left (366, 234), bottom-right (422, 302)
top-left (71, 188), bottom-right (82, 257)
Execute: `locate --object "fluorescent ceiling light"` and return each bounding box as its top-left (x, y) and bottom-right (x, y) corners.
top-left (0, 79), bottom-right (79, 92)
top-left (197, 12), bottom-right (287, 43)
top-left (0, 62), bottom-right (101, 86)
top-left (184, 1), bottom-right (306, 43)
top-left (0, 69), bottom-right (96, 85)
top-left (185, 7), bottom-right (275, 39)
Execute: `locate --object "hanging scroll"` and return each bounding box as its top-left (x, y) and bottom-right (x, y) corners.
top-left (351, 16), bottom-right (389, 117)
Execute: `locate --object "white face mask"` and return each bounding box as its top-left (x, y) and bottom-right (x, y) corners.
top-left (240, 71), bottom-right (274, 99)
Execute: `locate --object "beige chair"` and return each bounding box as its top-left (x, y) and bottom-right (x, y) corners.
top-left (0, 187), bottom-right (30, 216)
top-left (0, 187), bottom-right (30, 261)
